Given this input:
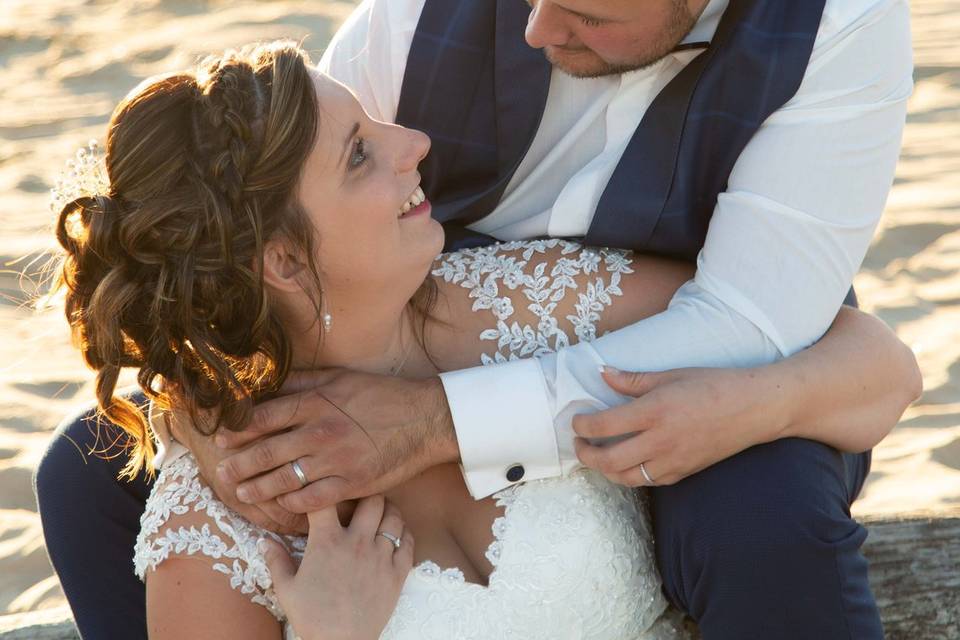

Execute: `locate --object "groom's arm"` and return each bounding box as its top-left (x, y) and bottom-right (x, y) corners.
top-left (443, 0), bottom-right (915, 497)
top-left (205, 0), bottom-right (916, 514)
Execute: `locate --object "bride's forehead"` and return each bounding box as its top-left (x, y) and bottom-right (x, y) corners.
top-left (308, 71), bottom-right (363, 143)
top-left (309, 68), bottom-right (359, 116)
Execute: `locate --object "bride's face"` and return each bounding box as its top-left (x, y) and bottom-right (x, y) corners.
top-left (295, 70), bottom-right (443, 310)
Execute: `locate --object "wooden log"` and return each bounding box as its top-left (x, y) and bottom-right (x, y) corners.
top-left (1, 511), bottom-right (957, 640)
top-left (0, 607), bottom-right (77, 640)
top-left (859, 509), bottom-right (960, 640)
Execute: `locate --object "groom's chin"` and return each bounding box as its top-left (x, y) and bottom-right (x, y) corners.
top-left (543, 46), bottom-right (660, 79)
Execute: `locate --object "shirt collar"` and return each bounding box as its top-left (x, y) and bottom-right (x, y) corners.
top-left (680, 0), bottom-right (729, 46)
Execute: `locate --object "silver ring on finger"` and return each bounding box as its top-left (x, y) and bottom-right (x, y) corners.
top-left (377, 531), bottom-right (402, 550)
top-left (639, 462), bottom-right (656, 486)
top-left (290, 460), bottom-right (309, 488)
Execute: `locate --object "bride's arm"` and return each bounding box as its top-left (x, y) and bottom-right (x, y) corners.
top-left (146, 557), bottom-right (281, 639)
top-left (207, 244), bottom-right (919, 512)
top-left (430, 245), bottom-right (919, 456)
top-left (763, 304), bottom-right (921, 452)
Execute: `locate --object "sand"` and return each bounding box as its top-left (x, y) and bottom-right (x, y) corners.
top-left (0, 0), bottom-right (957, 619)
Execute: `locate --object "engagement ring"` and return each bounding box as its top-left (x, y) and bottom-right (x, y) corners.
top-left (377, 531), bottom-right (402, 550)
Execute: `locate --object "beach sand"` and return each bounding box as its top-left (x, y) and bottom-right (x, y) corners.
top-left (1, 0), bottom-right (957, 618)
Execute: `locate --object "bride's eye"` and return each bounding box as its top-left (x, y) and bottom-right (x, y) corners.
top-left (349, 137), bottom-right (367, 169)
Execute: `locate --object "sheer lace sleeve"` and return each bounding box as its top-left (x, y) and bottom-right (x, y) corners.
top-left (133, 453), bottom-right (306, 622)
top-left (431, 239), bottom-right (634, 364)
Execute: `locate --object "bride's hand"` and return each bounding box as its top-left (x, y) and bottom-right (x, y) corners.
top-left (262, 495), bottom-right (414, 640)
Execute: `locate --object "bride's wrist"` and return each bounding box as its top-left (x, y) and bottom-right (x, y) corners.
top-left (745, 362), bottom-right (798, 443)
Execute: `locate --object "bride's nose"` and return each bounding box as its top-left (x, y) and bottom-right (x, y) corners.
top-left (395, 127), bottom-right (431, 174)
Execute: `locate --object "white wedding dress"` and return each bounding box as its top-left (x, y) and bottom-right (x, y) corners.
top-left (133, 239), bottom-right (689, 640)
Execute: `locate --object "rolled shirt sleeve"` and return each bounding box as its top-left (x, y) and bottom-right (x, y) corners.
top-left (443, 0), bottom-right (913, 498)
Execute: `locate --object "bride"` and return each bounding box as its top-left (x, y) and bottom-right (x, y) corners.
top-left (52, 41), bottom-right (915, 639)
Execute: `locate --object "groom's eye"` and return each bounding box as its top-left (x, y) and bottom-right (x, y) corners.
top-left (348, 138), bottom-right (368, 169)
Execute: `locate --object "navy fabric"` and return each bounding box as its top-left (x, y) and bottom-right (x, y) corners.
top-left (35, 389), bottom-right (152, 640)
top-left (650, 440), bottom-right (881, 639)
top-left (585, 0), bottom-right (826, 260)
top-left (395, 0), bottom-right (550, 237)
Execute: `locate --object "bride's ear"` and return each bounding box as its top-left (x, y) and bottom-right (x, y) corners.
top-left (262, 238), bottom-right (308, 294)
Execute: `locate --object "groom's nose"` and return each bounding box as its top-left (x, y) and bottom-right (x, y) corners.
top-left (525, 1), bottom-right (573, 49)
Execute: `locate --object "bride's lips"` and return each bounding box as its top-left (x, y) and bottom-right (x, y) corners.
top-left (399, 197), bottom-right (431, 220)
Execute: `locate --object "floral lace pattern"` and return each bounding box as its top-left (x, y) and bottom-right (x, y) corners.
top-left (134, 452), bottom-right (306, 628)
top-left (431, 239), bottom-right (634, 364)
top-left (133, 240), bottom-right (687, 640)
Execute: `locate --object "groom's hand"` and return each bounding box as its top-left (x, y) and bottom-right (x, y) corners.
top-left (172, 417), bottom-right (308, 535)
top-left (214, 369), bottom-right (460, 513)
top-left (572, 366), bottom-right (784, 487)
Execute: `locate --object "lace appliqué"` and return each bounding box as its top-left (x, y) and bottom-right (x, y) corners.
top-left (135, 240), bottom-right (683, 640)
top-left (134, 453), bottom-right (306, 623)
top-left (431, 239), bottom-right (634, 364)
top-left (380, 472), bottom-right (671, 640)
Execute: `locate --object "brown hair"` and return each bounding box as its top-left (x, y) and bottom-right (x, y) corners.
top-left (53, 41), bottom-right (325, 479)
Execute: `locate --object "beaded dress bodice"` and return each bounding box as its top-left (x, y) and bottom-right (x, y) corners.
top-left (133, 240), bottom-right (687, 640)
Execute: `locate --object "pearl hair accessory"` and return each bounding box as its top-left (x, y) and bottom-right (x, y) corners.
top-left (49, 140), bottom-right (108, 214)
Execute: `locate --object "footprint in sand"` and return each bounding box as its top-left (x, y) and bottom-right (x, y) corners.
top-left (0, 467), bottom-right (38, 513)
top-left (930, 437), bottom-right (960, 471)
top-left (14, 175), bottom-right (49, 194)
top-left (862, 222), bottom-right (957, 272)
top-left (11, 381), bottom-right (85, 400)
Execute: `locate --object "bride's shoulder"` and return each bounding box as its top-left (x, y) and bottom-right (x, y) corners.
top-left (134, 453), bottom-right (300, 622)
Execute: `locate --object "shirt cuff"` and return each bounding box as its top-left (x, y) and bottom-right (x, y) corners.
top-left (439, 358), bottom-right (560, 499)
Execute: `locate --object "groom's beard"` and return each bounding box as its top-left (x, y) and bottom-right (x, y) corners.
top-left (544, 3), bottom-right (699, 78)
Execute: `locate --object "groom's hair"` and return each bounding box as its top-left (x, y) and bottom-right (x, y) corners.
top-left (52, 41), bottom-right (322, 479)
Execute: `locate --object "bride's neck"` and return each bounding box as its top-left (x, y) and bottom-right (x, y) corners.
top-left (285, 290), bottom-right (433, 378)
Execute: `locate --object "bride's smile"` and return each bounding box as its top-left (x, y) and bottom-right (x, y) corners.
top-left (270, 69), bottom-right (444, 374)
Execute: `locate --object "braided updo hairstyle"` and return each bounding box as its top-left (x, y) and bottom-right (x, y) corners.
top-left (53, 41), bottom-right (321, 479)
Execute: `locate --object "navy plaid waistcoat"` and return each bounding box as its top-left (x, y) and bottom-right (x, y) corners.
top-left (395, 0), bottom-right (837, 268)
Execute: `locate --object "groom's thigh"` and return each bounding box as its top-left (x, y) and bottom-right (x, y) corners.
top-left (34, 388), bottom-right (151, 640)
top-left (649, 438), bottom-right (881, 640)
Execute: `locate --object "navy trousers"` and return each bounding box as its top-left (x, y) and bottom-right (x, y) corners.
top-left (35, 390), bottom-right (883, 640)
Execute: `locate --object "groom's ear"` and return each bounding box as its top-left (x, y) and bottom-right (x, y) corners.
top-left (262, 238), bottom-right (308, 294)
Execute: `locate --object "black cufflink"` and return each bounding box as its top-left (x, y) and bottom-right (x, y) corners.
top-left (506, 464), bottom-right (525, 483)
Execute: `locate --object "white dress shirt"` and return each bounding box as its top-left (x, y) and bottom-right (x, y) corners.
top-left (319, 0), bottom-right (914, 498)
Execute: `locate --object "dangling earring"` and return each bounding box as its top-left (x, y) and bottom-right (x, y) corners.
top-left (321, 291), bottom-right (332, 333)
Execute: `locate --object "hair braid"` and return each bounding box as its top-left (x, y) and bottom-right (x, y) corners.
top-left (52, 41), bottom-right (319, 480)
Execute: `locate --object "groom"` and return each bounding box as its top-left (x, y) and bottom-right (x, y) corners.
top-left (212, 0), bottom-right (907, 636)
top-left (37, 0), bottom-right (913, 638)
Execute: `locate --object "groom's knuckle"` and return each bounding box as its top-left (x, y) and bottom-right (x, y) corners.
top-left (305, 423), bottom-right (330, 447)
top-left (589, 414), bottom-right (610, 436)
top-left (244, 480), bottom-right (267, 502)
top-left (275, 465), bottom-right (297, 491)
top-left (249, 406), bottom-right (271, 433)
top-left (252, 443), bottom-right (276, 469)
top-left (219, 458), bottom-right (240, 483)
top-left (596, 450), bottom-right (616, 473)
top-left (301, 487), bottom-right (334, 511)
top-left (571, 414), bottom-right (588, 435)
top-left (659, 474), bottom-right (679, 487)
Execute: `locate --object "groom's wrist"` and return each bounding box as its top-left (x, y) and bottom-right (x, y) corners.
top-left (419, 376), bottom-right (460, 465)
